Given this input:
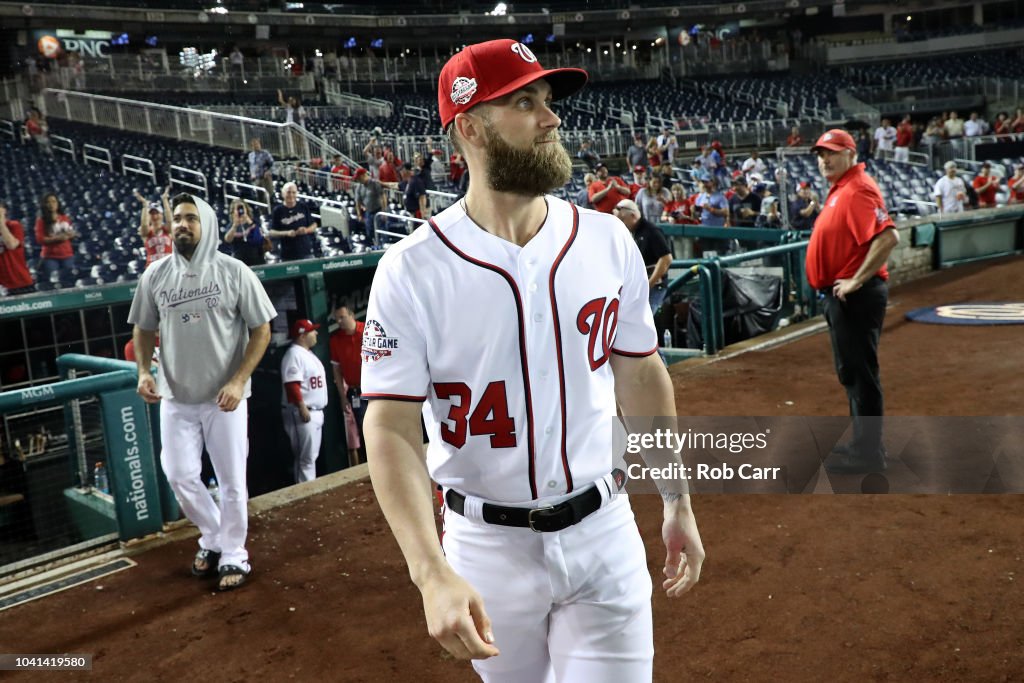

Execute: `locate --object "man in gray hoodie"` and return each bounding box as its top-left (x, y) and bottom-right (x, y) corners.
top-left (129, 193), bottom-right (276, 591)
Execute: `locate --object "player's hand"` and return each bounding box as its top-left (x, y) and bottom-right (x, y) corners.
top-left (216, 379), bottom-right (245, 412)
top-left (137, 373), bottom-right (161, 404)
top-left (418, 569), bottom-right (500, 660)
top-left (832, 278), bottom-right (861, 302)
top-left (133, 190), bottom-right (146, 203)
top-left (662, 502), bottom-right (704, 598)
top-left (299, 405), bottom-right (311, 423)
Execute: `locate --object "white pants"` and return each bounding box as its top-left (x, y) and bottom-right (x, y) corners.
top-left (282, 406), bottom-right (324, 483)
top-left (442, 493), bottom-right (653, 683)
top-left (160, 398), bottom-right (250, 570)
top-left (894, 146), bottom-right (909, 163)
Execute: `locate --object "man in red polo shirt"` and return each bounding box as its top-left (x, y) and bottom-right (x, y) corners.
top-left (587, 163), bottom-right (631, 213)
top-left (0, 202), bottom-right (36, 295)
top-left (329, 301), bottom-right (366, 466)
top-left (806, 129), bottom-right (899, 475)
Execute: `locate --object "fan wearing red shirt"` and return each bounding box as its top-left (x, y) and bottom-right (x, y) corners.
top-left (1008, 164), bottom-right (1024, 203)
top-left (329, 302), bottom-right (366, 467)
top-left (0, 202), bottom-right (36, 295)
top-left (786, 126), bottom-right (804, 147)
top-left (134, 188), bottom-right (173, 267)
top-left (806, 129), bottom-right (899, 475)
top-left (587, 163), bottom-right (631, 213)
top-left (894, 115), bottom-right (914, 163)
top-left (34, 192), bottom-right (78, 288)
top-left (971, 162), bottom-right (1000, 208)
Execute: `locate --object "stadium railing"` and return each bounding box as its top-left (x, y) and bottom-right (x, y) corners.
top-left (39, 88), bottom-right (362, 170)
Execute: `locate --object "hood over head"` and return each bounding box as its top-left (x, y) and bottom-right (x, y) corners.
top-left (171, 194), bottom-right (220, 269)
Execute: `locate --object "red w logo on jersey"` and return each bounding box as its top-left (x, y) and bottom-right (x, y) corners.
top-left (576, 296), bottom-right (620, 371)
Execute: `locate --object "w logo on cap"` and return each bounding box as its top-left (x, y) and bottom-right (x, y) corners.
top-left (511, 42), bottom-right (537, 63)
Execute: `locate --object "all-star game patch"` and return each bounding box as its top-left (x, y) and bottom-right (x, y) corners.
top-left (905, 302), bottom-right (1024, 325)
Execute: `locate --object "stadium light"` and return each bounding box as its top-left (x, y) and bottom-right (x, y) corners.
top-left (488, 3), bottom-right (507, 16)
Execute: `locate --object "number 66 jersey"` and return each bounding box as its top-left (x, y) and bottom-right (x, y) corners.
top-left (362, 195), bottom-right (658, 504)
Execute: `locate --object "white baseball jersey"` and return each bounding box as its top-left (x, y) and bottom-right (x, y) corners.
top-left (933, 175), bottom-right (966, 214)
top-left (361, 195), bottom-right (658, 504)
top-left (280, 344), bottom-right (328, 409)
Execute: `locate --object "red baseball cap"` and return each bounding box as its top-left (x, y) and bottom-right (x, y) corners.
top-left (811, 129), bottom-right (856, 153)
top-left (633, 165), bottom-right (646, 173)
top-left (438, 39), bottom-right (588, 130)
top-left (353, 168), bottom-right (367, 178)
top-left (290, 319), bottom-right (321, 338)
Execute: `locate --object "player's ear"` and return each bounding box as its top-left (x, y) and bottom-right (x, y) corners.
top-left (454, 112), bottom-right (486, 150)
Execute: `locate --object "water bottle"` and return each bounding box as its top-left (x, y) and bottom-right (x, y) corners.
top-left (663, 328), bottom-right (672, 348)
top-left (207, 477), bottom-right (220, 504)
top-left (94, 462), bottom-right (109, 494)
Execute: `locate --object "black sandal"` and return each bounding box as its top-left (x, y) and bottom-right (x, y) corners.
top-left (217, 564), bottom-right (251, 591)
top-left (191, 548), bottom-right (220, 578)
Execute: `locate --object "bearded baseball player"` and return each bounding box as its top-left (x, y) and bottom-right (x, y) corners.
top-left (129, 193), bottom-right (276, 591)
top-left (362, 40), bottom-right (704, 682)
top-left (281, 319), bottom-right (328, 483)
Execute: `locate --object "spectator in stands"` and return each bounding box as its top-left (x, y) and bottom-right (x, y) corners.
top-left (656, 161), bottom-right (676, 188)
top-left (646, 138), bottom-right (662, 168)
top-left (587, 164), bottom-right (631, 214)
top-left (635, 175), bottom-right (671, 223)
top-left (626, 132), bottom-right (647, 170)
top-left (363, 136), bottom-right (383, 180)
top-left (662, 183), bottom-right (692, 224)
top-left (786, 126), bottom-right (803, 147)
top-left (134, 188), bottom-right (172, 268)
top-left (1011, 108), bottom-right (1024, 134)
top-left (224, 198), bottom-right (266, 266)
top-left (922, 118), bottom-right (944, 146)
top-left (330, 300), bottom-right (366, 467)
top-left (855, 130), bottom-right (871, 163)
top-left (352, 168), bottom-right (383, 245)
top-left (728, 177), bottom-right (761, 227)
top-left (269, 182), bottom-right (318, 261)
top-left (34, 192), bottom-right (77, 288)
top-left (277, 89), bottom-right (306, 128)
top-left (993, 112), bottom-right (1010, 136)
top-left (894, 115), bottom-right (914, 163)
top-left (449, 151), bottom-right (466, 185)
top-left (378, 148), bottom-right (400, 185)
top-left (247, 138), bottom-right (275, 208)
top-left (755, 185), bottom-right (782, 229)
top-left (934, 161), bottom-right (967, 214)
top-left (963, 112), bottom-right (985, 138)
top-left (402, 163), bottom-right (429, 219)
top-left (971, 162), bottom-right (1000, 209)
top-left (229, 47), bottom-right (244, 76)
top-left (429, 149), bottom-right (447, 189)
top-left (872, 118), bottom-right (896, 158)
top-left (612, 199), bottom-right (671, 315)
top-left (789, 182), bottom-right (820, 231)
top-left (628, 165), bottom-right (648, 199)
top-left (944, 111), bottom-right (964, 139)
top-left (1008, 164), bottom-right (1024, 204)
top-left (24, 110), bottom-right (53, 156)
top-left (741, 151), bottom-right (767, 183)
top-left (0, 201), bottom-right (35, 295)
top-left (657, 127), bottom-right (679, 165)
top-left (694, 176), bottom-right (731, 254)
top-left (576, 139), bottom-right (602, 169)
top-left (575, 173), bottom-right (595, 209)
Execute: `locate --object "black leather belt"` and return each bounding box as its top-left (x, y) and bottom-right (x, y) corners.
top-left (445, 486), bottom-right (603, 533)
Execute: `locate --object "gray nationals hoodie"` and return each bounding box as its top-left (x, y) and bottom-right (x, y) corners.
top-left (128, 195), bottom-right (277, 404)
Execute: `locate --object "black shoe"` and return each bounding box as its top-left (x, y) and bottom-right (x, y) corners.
top-left (824, 450), bottom-right (887, 475)
top-left (830, 442), bottom-right (854, 456)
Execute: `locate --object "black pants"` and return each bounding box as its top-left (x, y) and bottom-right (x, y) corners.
top-left (821, 276), bottom-right (887, 457)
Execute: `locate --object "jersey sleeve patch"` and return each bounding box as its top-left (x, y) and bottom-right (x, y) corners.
top-left (361, 319), bottom-right (400, 364)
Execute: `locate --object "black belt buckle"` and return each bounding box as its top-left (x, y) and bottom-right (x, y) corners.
top-left (527, 505), bottom-right (557, 532)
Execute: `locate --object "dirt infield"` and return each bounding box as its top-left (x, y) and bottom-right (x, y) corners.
top-left (2, 255), bottom-right (1022, 682)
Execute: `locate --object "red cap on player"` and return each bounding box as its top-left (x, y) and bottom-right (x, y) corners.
top-left (290, 319), bottom-right (321, 338)
top-left (437, 39), bottom-right (588, 130)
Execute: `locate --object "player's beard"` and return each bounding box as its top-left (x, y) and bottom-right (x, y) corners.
top-left (482, 121), bottom-right (573, 196)
top-left (174, 233), bottom-right (197, 259)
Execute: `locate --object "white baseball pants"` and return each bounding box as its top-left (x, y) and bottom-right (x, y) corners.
top-left (442, 493), bottom-right (654, 683)
top-left (160, 398), bottom-right (251, 570)
top-left (282, 406), bottom-right (324, 483)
